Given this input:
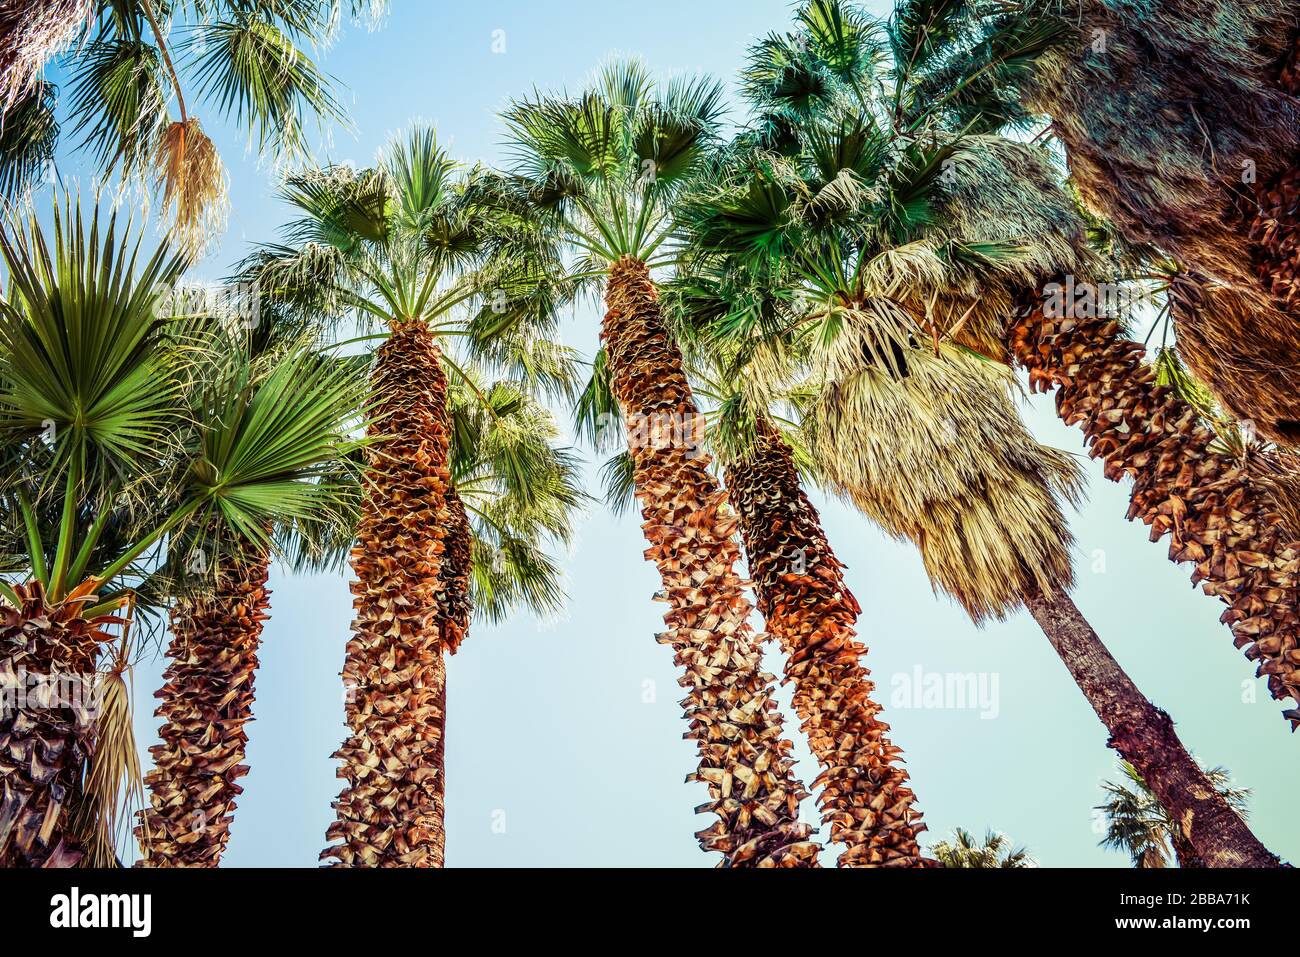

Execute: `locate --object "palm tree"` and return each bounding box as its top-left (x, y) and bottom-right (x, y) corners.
top-left (905, 0), bottom-right (1300, 447)
top-left (680, 20), bottom-right (1280, 867)
top-left (760, 0), bottom-right (1300, 734)
top-left (1, 0), bottom-right (382, 252)
top-left (245, 127), bottom-right (574, 867)
top-left (932, 828), bottom-right (1034, 868)
top-left (297, 368), bottom-right (586, 868)
top-left (1098, 760), bottom-right (1251, 869)
top-left (0, 196), bottom-right (363, 866)
top-left (650, 272), bottom-right (931, 868)
top-left (133, 338), bottom-right (367, 868)
top-left (493, 61), bottom-right (819, 867)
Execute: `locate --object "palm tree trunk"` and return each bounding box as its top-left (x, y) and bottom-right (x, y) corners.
top-left (416, 485), bottom-right (473, 869)
top-left (1022, 586), bottom-right (1280, 868)
top-left (134, 551), bottom-right (270, 867)
top-left (321, 320), bottom-right (452, 867)
top-left (1246, 27), bottom-right (1300, 313)
top-left (0, 580), bottom-right (106, 867)
top-left (602, 257), bottom-right (819, 867)
top-left (723, 417), bottom-right (929, 868)
top-left (1009, 284), bottom-right (1300, 731)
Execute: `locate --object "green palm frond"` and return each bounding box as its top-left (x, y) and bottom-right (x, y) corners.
top-left (182, 341), bottom-right (368, 555)
top-left (67, 37), bottom-right (170, 177)
top-left (0, 81), bottom-right (60, 199)
top-left (797, 0), bottom-right (883, 89)
top-left (0, 198), bottom-right (188, 493)
top-left (185, 11), bottom-right (348, 160)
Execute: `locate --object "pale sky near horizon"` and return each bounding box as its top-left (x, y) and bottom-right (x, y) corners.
top-left (38, 0), bottom-right (1300, 867)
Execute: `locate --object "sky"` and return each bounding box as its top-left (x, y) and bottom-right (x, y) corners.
top-left (38, 0), bottom-right (1299, 867)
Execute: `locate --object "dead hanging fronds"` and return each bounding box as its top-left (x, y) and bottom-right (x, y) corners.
top-left (72, 597), bottom-right (146, 868)
top-left (808, 301), bottom-right (1084, 623)
top-left (930, 135), bottom-right (1106, 354)
top-left (1021, 0), bottom-right (1300, 291)
top-left (1166, 271), bottom-right (1300, 447)
top-left (155, 118), bottom-right (229, 257)
top-left (0, 0), bottom-right (96, 114)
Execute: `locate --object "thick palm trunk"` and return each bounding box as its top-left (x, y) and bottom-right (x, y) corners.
top-left (1022, 587), bottom-right (1280, 868)
top-left (1009, 285), bottom-right (1300, 730)
top-left (602, 257), bottom-right (818, 868)
top-left (321, 321), bottom-right (452, 867)
top-left (0, 580), bottom-right (109, 867)
top-left (723, 418), bottom-right (929, 868)
top-left (134, 552), bottom-right (270, 867)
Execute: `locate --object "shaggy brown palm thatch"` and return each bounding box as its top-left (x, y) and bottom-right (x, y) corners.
top-left (0, 579), bottom-right (120, 867)
top-left (604, 257), bottom-right (819, 867)
top-left (1020, 0), bottom-right (1300, 444)
top-left (809, 296), bottom-right (1279, 865)
top-left (322, 322), bottom-right (452, 868)
top-left (1166, 273), bottom-right (1300, 445)
top-left (725, 417), bottom-right (930, 867)
top-left (0, 0), bottom-right (94, 113)
top-left (135, 553), bottom-right (271, 867)
top-left (809, 300), bottom-right (1085, 623)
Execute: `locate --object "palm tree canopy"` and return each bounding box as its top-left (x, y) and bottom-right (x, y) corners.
top-left (674, 2), bottom-right (1089, 620)
top-left (1, 1), bottom-right (387, 252)
top-left (0, 195), bottom-right (367, 612)
top-left (489, 58), bottom-right (725, 272)
top-left (1097, 759), bottom-right (1251, 868)
top-left (244, 126), bottom-right (580, 405)
top-left (932, 827), bottom-right (1035, 868)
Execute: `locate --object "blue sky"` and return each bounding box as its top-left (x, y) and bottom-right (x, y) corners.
top-left (41, 0), bottom-right (1299, 867)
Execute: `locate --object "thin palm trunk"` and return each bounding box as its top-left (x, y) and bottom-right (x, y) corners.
top-left (1022, 586), bottom-right (1280, 868)
top-left (1009, 283), bottom-right (1300, 730)
top-left (723, 417), bottom-right (929, 867)
top-left (602, 257), bottom-right (818, 867)
top-left (134, 550), bottom-right (270, 867)
top-left (322, 321), bottom-right (452, 867)
top-left (0, 579), bottom-right (107, 867)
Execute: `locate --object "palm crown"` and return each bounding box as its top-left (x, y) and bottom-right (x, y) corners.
top-left (490, 59), bottom-right (724, 274)
top-left (2, 0), bottom-right (384, 252)
top-left (246, 126), bottom-right (577, 403)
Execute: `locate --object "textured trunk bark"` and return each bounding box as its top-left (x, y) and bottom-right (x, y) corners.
top-left (417, 485), bottom-right (473, 869)
top-left (602, 257), bottom-right (819, 867)
top-left (1247, 26), bottom-right (1300, 315)
top-left (134, 551), bottom-right (270, 867)
top-left (1023, 587), bottom-right (1280, 868)
top-left (0, 579), bottom-right (108, 867)
top-left (321, 321), bottom-right (452, 867)
top-left (723, 418), bottom-right (929, 868)
top-left (1009, 284), bottom-right (1300, 730)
